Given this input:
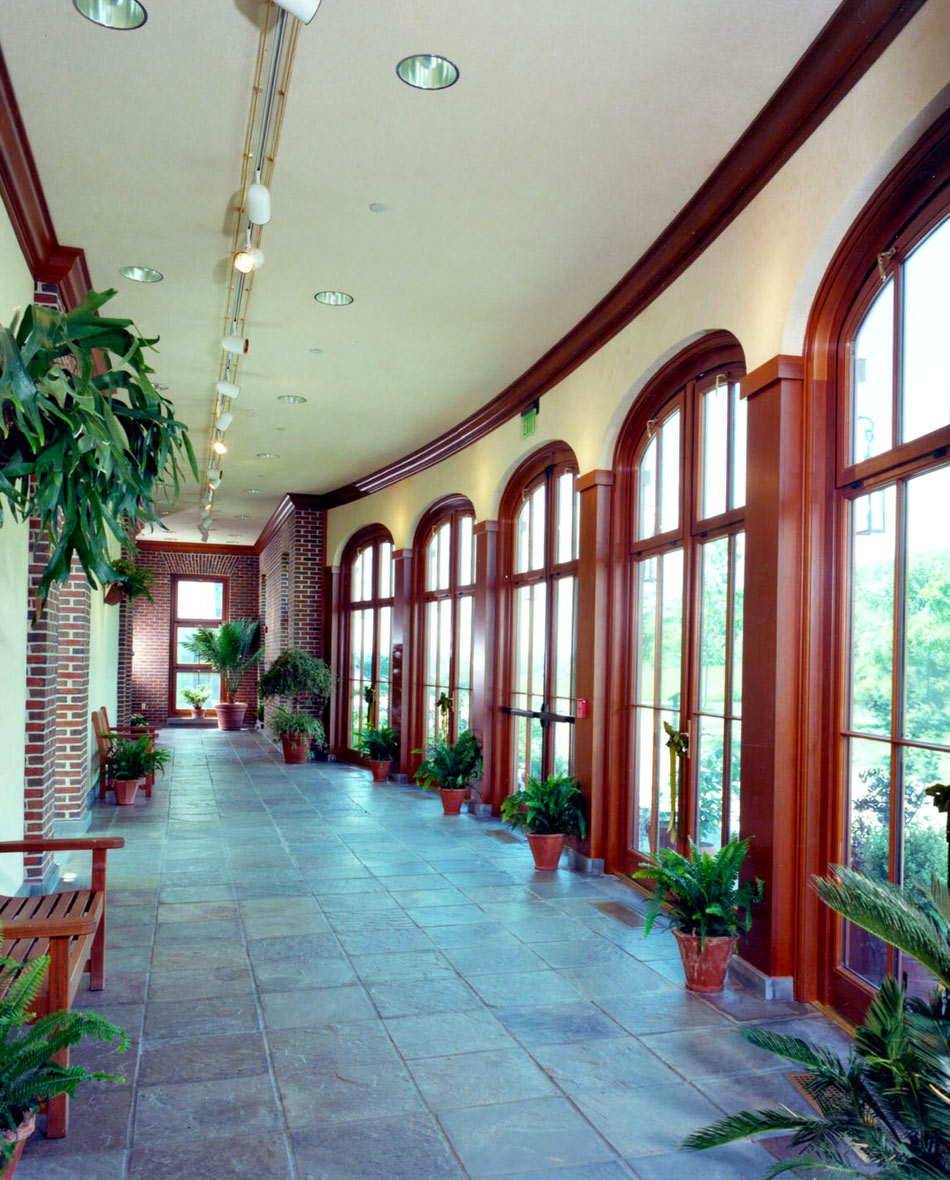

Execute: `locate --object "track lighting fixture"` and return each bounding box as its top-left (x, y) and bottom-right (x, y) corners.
top-left (213, 440), bottom-right (228, 455)
top-left (222, 334), bottom-right (249, 355)
top-left (216, 410), bottom-right (234, 431)
top-left (208, 470), bottom-right (222, 487)
top-left (273, 0), bottom-right (320, 24)
top-left (216, 380), bottom-right (240, 400)
top-left (234, 229), bottom-right (264, 274)
top-left (247, 171), bottom-right (271, 225)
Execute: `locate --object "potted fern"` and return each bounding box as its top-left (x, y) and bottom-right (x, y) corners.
top-left (414, 730), bottom-right (483, 815)
top-left (259, 648), bottom-right (334, 763)
top-left (357, 725), bottom-right (400, 782)
top-left (184, 619), bottom-right (262, 731)
top-left (633, 836), bottom-right (764, 992)
top-left (0, 942), bottom-right (128, 1177)
top-left (181, 685), bottom-right (211, 719)
top-left (267, 706), bottom-right (324, 765)
top-left (500, 774), bottom-right (587, 870)
top-left (108, 736), bottom-right (171, 805)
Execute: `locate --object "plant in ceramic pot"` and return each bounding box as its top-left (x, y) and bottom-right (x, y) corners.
top-left (181, 686), bottom-right (211, 719)
top-left (0, 937), bottom-right (128, 1178)
top-left (358, 725), bottom-right (400, 782)
top-left (129, 712), bottom-right (149, 732)
top-left (633, 836), bottom-right (764, 993)
top-left (414, 730), bottom-right (483, 815)
top-left (102, 556), bottom-right (156, 606)
top-left (259, 648), bottom-right (334, 763)
top-left (108, 736), bottom-right (170, 805)
top-left (184, 619), bottom-right (262, 731)
top-left (500, 774), bottom-right (587, 870)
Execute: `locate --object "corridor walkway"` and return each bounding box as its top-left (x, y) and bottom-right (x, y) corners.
top-left (19, 730), bottom-right (851, 1180)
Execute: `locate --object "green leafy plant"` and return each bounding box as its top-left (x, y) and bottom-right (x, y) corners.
top-left (358, 725), bottom-right (400, 762)
top-left (129, 712), bottom-right (149, 729)
top-left (268, 705), bottom-right (325, 748)
top-left (104, 556), bottom-right (156, 604)
top-left (259, 649), bottom-right (334, 712)
top-left (181, 686), bottom-right (211, 710)
top-left (414, 730), bottom-right (482, 791)
top-left (0, 937), bottom-right (128, 1163)
top-left (684, 866), bottom-right (950, 1178)
top-left (0, 290), bottom-right (197, 605)
top-left (108, 736), bottom-right (170, 781)
top-left (633, 836), bottom-right (764, 947)
top-left (500, 774), bottom-right (587, 838)
top-left (184, 619), bottom-right (262, 702)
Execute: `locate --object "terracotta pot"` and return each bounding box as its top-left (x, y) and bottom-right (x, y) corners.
top-left (103, 584), bottom-right (125, 606)
top-left (2, 1110), bottom-right (35, 1179)
top-left (673, 929), bottom-right (737, 992)
top-left (192, 706), bottom-right (204, 719)
top-left (112, 777), bottom-right (143, 806)
top-left (440, 787), bottom-right (466, 815)
top-left (281, 733), bottom-right (311, 764)
top-left (215, 702), bottom-right (247, 731)
top-left (526, 832), bottom-right (566, 870)
top-left (369, 759), bottom-right (392, 783)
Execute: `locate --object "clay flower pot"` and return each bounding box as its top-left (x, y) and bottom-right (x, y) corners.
top-left (103, 584), bottom-right (125, 606)
top-left (672, 929), bottom-right (737, 992)
top-left (439, 787), bottom-right (466, 815)
top-left (192, 706), bottom-right (204, 719)
top-left (369, 759), bottom-right (392, 783)
top-left (526, 832), bottom-right (566, 870)
top-left (215, 702), bottom-right (247, 731)
top-left (2, 1110), bottom-right (35, 1179)
top-left (281, 733), bottom-right (311, 764)
top-left (112, 777), bottom-right (143, 806)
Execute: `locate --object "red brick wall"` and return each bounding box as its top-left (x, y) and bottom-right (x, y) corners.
top-left (130, 550), bottom-right (260, 725)
top-left (24, 522), bottom-right (58, 887)
top-left (54, 556), bottom-right (91, 821)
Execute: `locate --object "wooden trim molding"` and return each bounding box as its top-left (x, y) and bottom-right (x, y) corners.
top-left (0, 44), bottom-right (91, 309)
top-left (137, 540), bottom-right (257, 556)
top-left (740, 355), bottom-right (806, 401)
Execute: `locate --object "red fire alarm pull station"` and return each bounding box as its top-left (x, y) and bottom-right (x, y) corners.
top-left (575, 698), bottom-right (589, 719)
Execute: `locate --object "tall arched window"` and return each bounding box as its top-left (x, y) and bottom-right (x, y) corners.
top-left (416, 499), bottom-right (476, 748)
top-left (501, 448), bottom-right (579, 789)
top-left (617, 337), bottom-right (746, 867)
top-left (343, 526), bottom-right (394, 751)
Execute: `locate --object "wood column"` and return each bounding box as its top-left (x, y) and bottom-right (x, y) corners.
top-left (739, 355), bottom-right (806, 985)
top-left (391, 549), bottom-right (413, 777)
top-left (325, 566), bottom-right (342, 754)
top-left (573, 471), bottom-right (613, 867)
top-left (471, 522), bottom-right (499, 809)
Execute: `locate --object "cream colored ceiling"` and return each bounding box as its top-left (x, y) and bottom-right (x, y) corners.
top-left (0, 0), bottom-right (839, 544)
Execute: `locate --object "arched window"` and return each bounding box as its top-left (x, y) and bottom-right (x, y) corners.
top-left (501, 447), bottom-right (579, 788)
top-left (343, 526), bottom-right (394, 751)
top-left (617, 336), bottom-right (746, 866)
top-left (416, 499), bottom-right (476, 747)
top-left (837, 201), bottom-right (950, 993)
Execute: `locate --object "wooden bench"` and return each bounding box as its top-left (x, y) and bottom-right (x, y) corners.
top-left (0, 836), bottom-right (125, 1138)
top-left (92, 707), bottom-right (158, 800)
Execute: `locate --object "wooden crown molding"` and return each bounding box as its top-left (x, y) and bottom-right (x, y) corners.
top-left (137, 540), bottom-right (257, 557)
top-left (0, 44), bottom-right (92, 309)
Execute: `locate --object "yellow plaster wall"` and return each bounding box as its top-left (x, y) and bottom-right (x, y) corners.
top-left (87, 584), bottom-right (119, 792)
top-left (327, 4), bottom-right (950, 564)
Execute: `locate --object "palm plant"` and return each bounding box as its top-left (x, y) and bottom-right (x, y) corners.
top-left (500, 774), bottom-right (587, 838)
top-left (684, 866), bottom-right (950, 1178)
top-left (414, 730), bottom-right (482, 791)
top-left (184, 619), bottom-right (262, 702)
top-left (0, 941), bottom-right (128, 1164)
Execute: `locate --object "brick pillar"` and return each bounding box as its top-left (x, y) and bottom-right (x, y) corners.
top-left (290, 505), bottom-right (325, 657)
top-left (54, 557), bottom-right (91, 823)
top-left (116, 597), bottom-right (133, 727)
top-left (24, 522), bottom-right (59, 892)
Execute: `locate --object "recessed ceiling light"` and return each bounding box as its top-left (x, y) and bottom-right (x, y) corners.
top-left (314, 291), bottom-right (353, 306)
top-left (396, 54), bottom-right (459, 91)
top-left (256, 452), bottom-right (279, 460)
top-left (74, 0), bottom-right (147, 30)
top-left (236, 515), bottom-right (250, 520)
top-left (120, 264), bottom-right (162, 283)
top-left (152, 382), bottom-right (168, 391)
top-left (369, 203), bottom-right (386, 213)
top-left (245, 488), bottom-right (262, 494)
top-left (278, 395), bottom-right (307, 404)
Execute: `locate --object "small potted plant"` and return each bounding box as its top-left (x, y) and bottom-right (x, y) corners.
top-left (500, 774), bottom-right (587, 870)
top-left (414, 730), bottom-right (483, 815)
top-left (259, 648), bottom-right (334, 764)
top-left (108, 736), bottom-right (171, 805)
top-left (129, 711), bottom-right (150, 732)
top-left (358, 725), bottom-right (400, 782)
top-left (184, 619), bottom-right (262, 731)
top-left (0, 941), bottom-right (128, 1178)
top-left (181, 686), bottom-right (211, 719)
top-left (102, 556), bottom-right (156, 606)
top-left (633, 836), bottom-right (764, 993)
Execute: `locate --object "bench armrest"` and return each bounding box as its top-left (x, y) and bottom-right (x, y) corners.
top-left (1, 914), bottom-right (98, 938)
top-left (0, 838), bottom-right (125, 853)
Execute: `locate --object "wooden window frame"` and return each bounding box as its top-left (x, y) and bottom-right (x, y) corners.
top-left (341, 525), bottom-right (395, 756)
top-left (168, 575), bottom-right (229, 717)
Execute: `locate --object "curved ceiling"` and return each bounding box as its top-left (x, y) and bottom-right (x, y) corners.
top-left (0, 0), bottom-right (841, 543)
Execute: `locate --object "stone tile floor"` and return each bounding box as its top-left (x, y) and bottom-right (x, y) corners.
top-left (17, 730), bottom-right (853, 1179)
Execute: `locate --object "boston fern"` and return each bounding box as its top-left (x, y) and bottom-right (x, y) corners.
top-left (500, 774), bottom-right (587, 838)
top-left (415, 730), bottom-right (482, 791)
top-left (0, 946), bottom-right (128, 1163)
top-left (633, 836), bottom-right (764, 945)
top-left (358, 725), bottom-right (400, 762)
top-left (684, 867), bottom-right (950, 1178)
top-left (0, 290), bottom-right (196, 605)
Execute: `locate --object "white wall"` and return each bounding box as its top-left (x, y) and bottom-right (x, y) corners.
top-left (87, 582), bottom-right (119, 795)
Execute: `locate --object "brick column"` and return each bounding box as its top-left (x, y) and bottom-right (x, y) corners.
top-left (290, 505), bottom-right (325, 657)
top-left (471, 521), bottom-right (499, 810)
top-left (116, 597), bottom-right (133, 727)
top-left (54, 557), bottom-right (91, 824)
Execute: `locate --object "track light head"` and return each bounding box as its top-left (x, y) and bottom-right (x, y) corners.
top-left (273, 0), bottom-right (320, 24)
top-left (216, 380), bottom-right (240, 400)
top-left (216, 410), bottom-right (234, 431)
top-left (222, 334), bottom-right (248, 356)
top-left (247, 181), bottom-right (271, 225)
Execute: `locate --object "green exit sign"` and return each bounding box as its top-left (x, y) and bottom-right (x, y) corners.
top-left (521, 407), bottom-right (537, 438)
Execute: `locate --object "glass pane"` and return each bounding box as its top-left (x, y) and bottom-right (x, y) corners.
top-left (844, 736), bottom-right (891, 986)
top-left (515, 500), bottom-right (530, 574)
top-left (659, 550), bottom-right (684, 709)
top-left (513, 714), bottom-right (527, 790)
top-left (732, 383), bottom-right (747, 510)
top-left (458, 515), bottom-right (474, 586)
top-left (176, 626), bottom-right (207, 665)
top-left (351, 551), bottom-right (363, 603)
top-left (175, 670), bottom-right (217, 710)
top-left (528, 715), bottom-right (543, 782)
top-left (637, 436), bottom-right (657, 540)
top-left (456, 689), bottom-right (471, 735)
top-left (697, 714), bottom-right (725, 851)
top-left (349, 610), bottom-right (363, 677)
top-left (634, 707), bottom-right (654, 853)
top-left (851, 279), bottom-right (894, 462)
top-left (425, 601), bottom-right (439, 683)
top-left (702, 383), bottom-right (729, 519)
top-left (849, 486), bottom-right (896, 736)
top-left (456, 596), bottom-right (473, 690)
top-left (732, 534), bottom-right (745, 715)
top-left (349, 683), bottom-right (362, 746)
top-left (656, 709), bottom-right (676, 852)
top-left (556, 471), bottom-right (575, 564)
top-left (426, 533), bottom-right (439, 592)
top-left (904, 466), bottom-right (950, 747)
top-left (728, 718), bottom-right (741, 843)
top-left (698, 538), bottom-right (729, 713)
top-left (530, 484), bottom-right (546, 571)
top-left (362, 546), bottom-right (375, 602)
top-left (531, 582), bottom-right (548, 699)
top-left (424, 686), bottom-right (437, 748)
top-left (636, 559), bottom-right (657, 706)
top-left (379, 542), bottom-right (392, 599)
top-left (554, 576), bottom-right (575, 702)
top-left (902, 216), bottom-right (950, 445)
top-left (177, 579), bottom-right (223, 620)
top-left (436, 524), bottom-right (450, 591)
top-left (659, 411), bottom-right (681, 534)
top-left (902, 744), bottom-right (950, 891)
top-left (514, 586), bottom-right (531, 695)
top-left (378, 607), bottom-right (392, 688)
top-left (361, 610), bottom-right (374, 682)
top-left (438, 599), bottom-right (452, 689)
top-left (551, 721), bottom-right (573, 777)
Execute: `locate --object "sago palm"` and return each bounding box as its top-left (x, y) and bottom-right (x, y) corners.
top-left (184, 619), bottom-right (262, 701)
